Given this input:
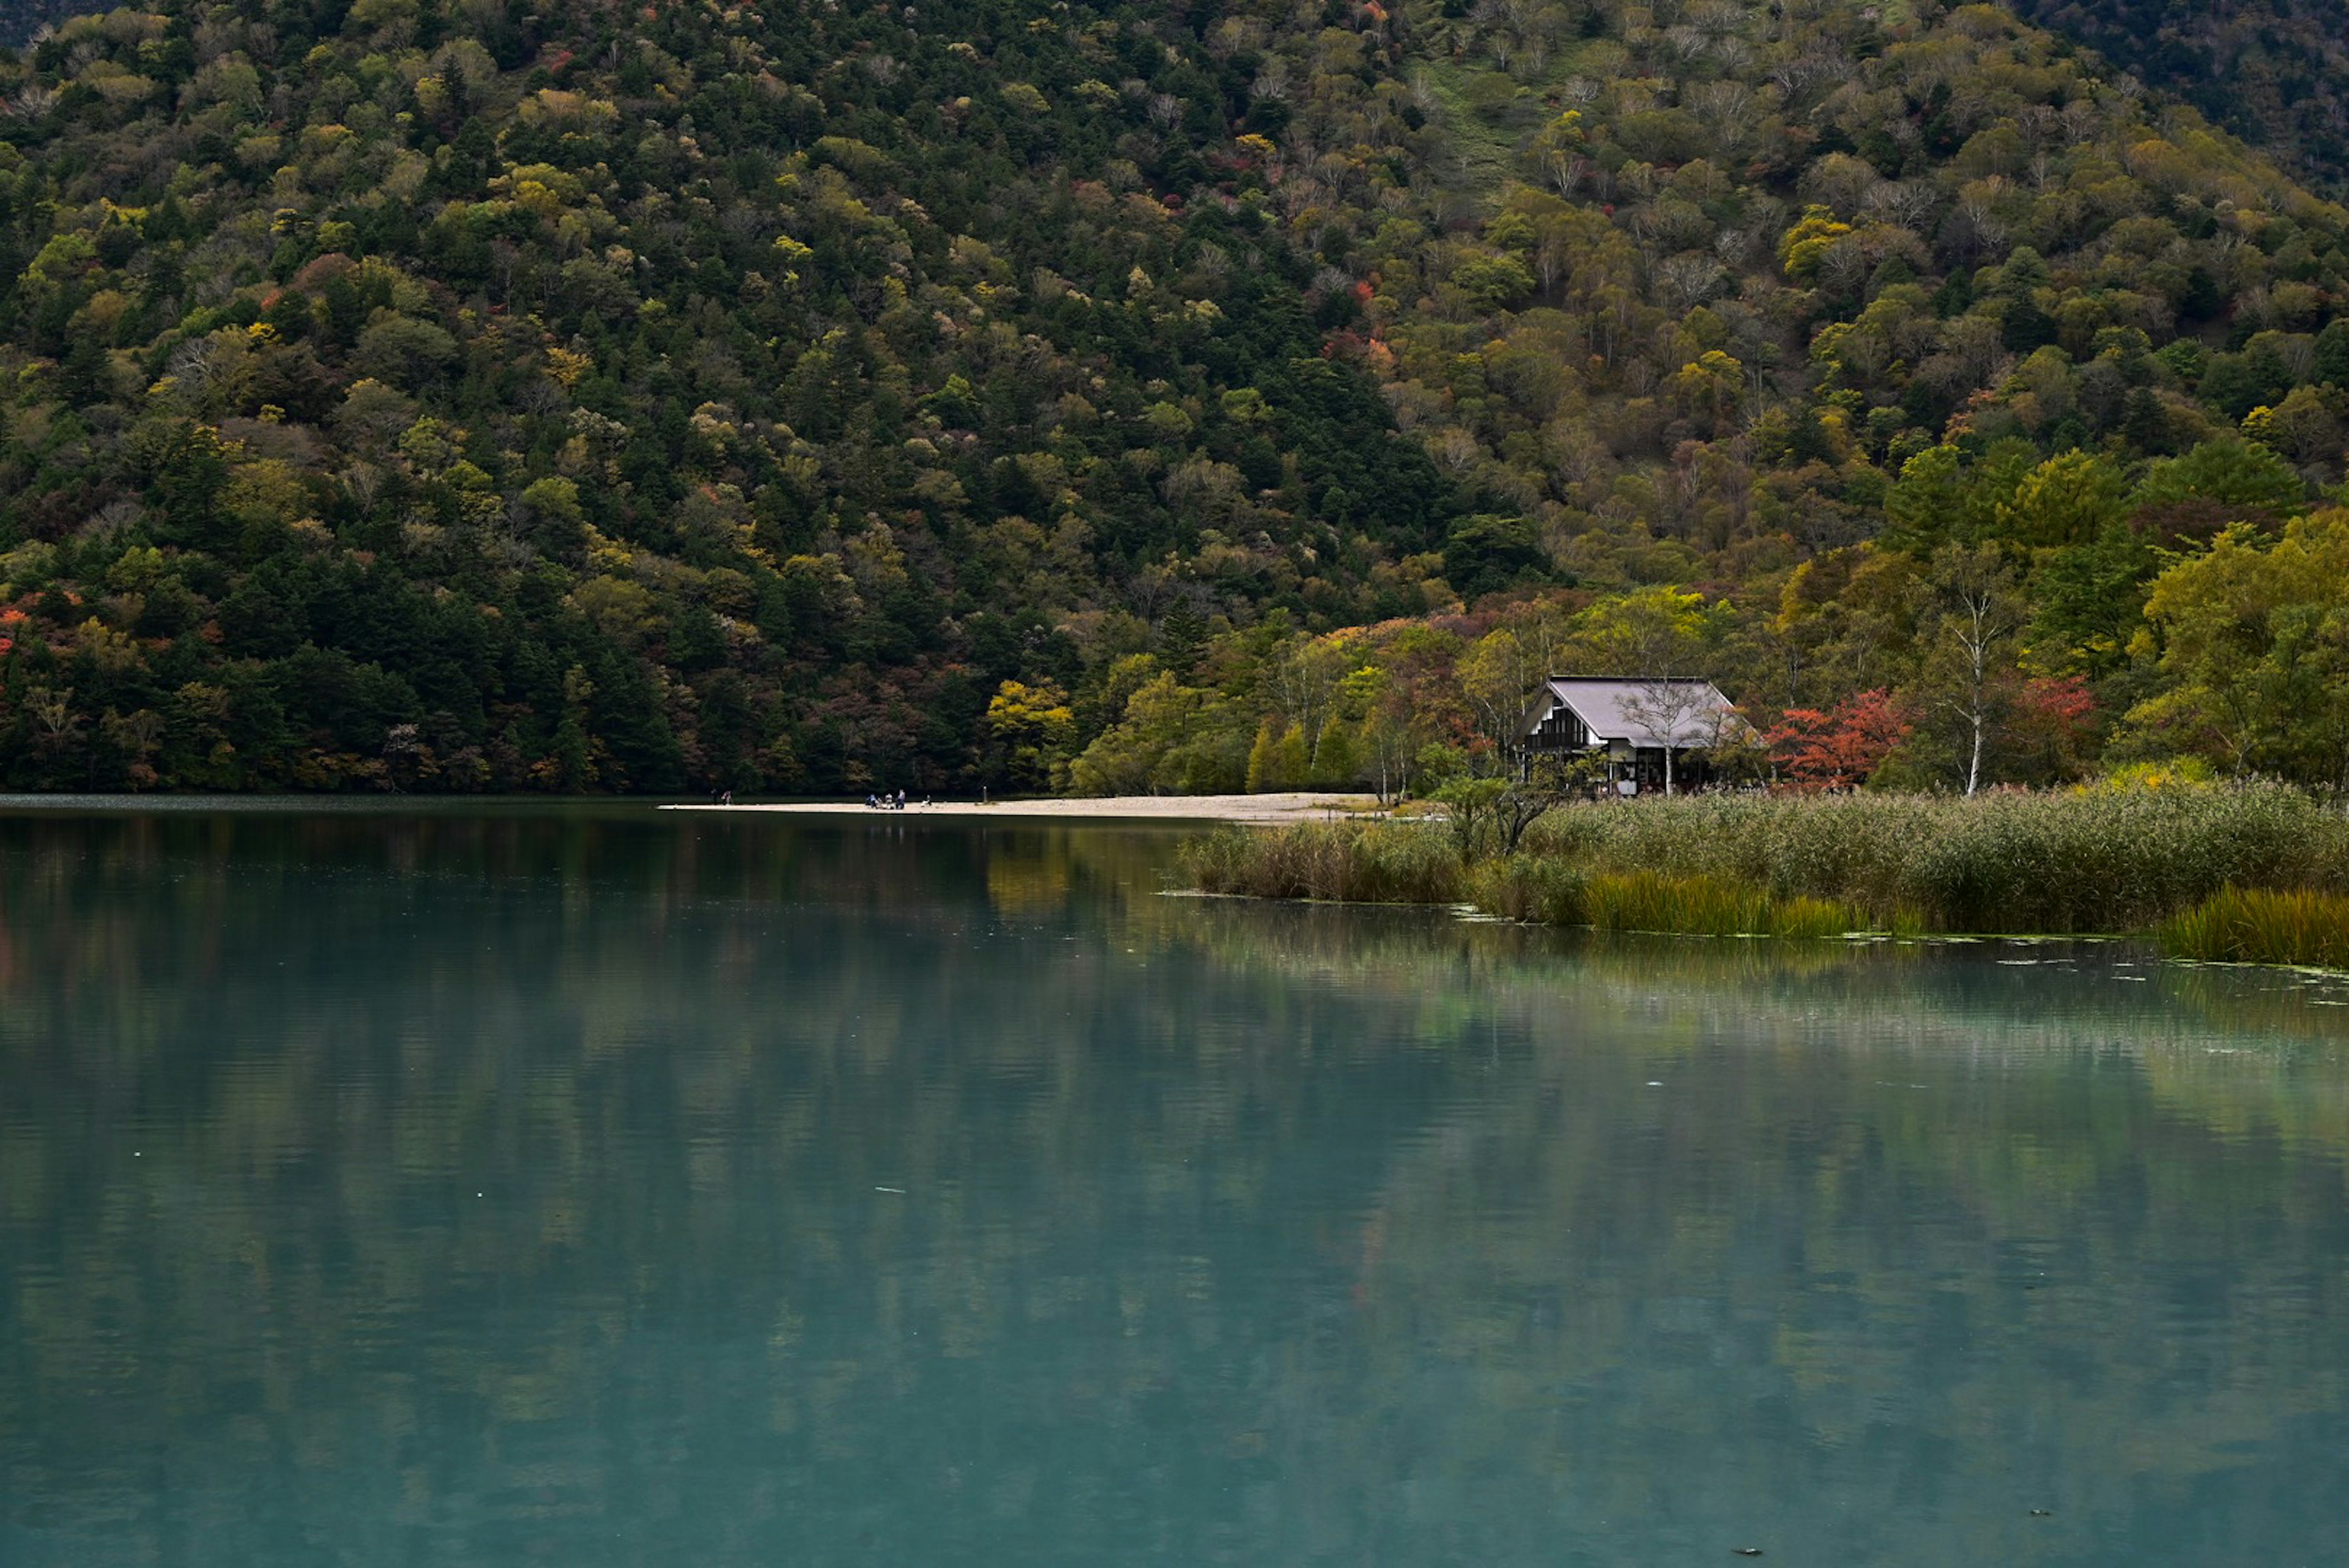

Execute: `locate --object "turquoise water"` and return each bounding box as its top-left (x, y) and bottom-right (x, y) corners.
top-left (4, 804), bottom-right (2349, 1566)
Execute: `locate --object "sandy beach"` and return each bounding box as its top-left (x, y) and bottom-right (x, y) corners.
top-left (658, 791), bottom-right (1383, 824)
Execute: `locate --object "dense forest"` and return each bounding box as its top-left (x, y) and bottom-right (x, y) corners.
top-left (0, 4), bottom-right (108, 51)
top-left (1, 0), bottom-right (2347, 795)
top-left (2009, 0), bottom-right (2349, 192)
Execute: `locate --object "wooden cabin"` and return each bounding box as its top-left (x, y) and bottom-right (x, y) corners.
top-left (1515, 675), bottom-right (1742, 795)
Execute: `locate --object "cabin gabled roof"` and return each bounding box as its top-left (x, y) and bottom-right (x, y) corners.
top-left (1518, 675), bottom-right (1739, 749)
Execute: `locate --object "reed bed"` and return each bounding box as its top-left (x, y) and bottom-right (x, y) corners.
top-left (1182, 782), bottom-right (2349, 949)
top-left (2159, 887), bottom-right (2349, 967)
top-left (1515, 783), bottom-right (2345, 933)
top-left (1470, 861), bottom-right (1866, 938)
top-left (1185, 821), bottom-right (1463, 904)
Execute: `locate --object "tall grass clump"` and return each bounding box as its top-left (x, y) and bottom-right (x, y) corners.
top-left (1467, 860), bottom-right (1866, 937)
top-left (1899, 784), bottom-right (2342, 932)
top-left (1515, 782), bottom-right (2348, 932)
top-left (1469, 855), bottom-right (1588, 924)
top-left (1187, 781), bottom-right (2349, 942)
top-left (1183, 822), bottom-right (1463, 904)
top-left (2159, 886), bottom-right (2349, 967)
top-left (1580, 871), bottom-right (1860, 938)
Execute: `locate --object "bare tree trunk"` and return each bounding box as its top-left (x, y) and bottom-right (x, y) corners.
top-left (1624, 678), bottom-right (1712, 798)
top-left (1942, 581), bottom-right (2005, 798)
top-left (1962, 593), bottom-right (1989, 797)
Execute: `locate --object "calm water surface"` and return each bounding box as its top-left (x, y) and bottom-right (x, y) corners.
top-left (5, 803), bottom-right (2349, 1566)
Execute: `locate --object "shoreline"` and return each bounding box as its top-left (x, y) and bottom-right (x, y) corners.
top-left (659, 792), bottom-right (1384, 825)
top-left (1174, 789), bottom-right (2349, 968)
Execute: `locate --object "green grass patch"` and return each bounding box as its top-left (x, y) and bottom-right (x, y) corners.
top-left (2159, 886), bottom-right (2349, 968)
top-left (1410, 60), bottom-right (1531, 200)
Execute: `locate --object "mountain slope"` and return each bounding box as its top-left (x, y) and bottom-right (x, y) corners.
top-left (1, 0), bottom-right (2345, 794)
top-left (2011, 0), bottom-right (2349, 194)
top-left (1, 0), bottom-right (1471, 790)
top-left (1362, 0), bottom-right (2349, 563)
top-left (0, 4), bottom-right (100, 51)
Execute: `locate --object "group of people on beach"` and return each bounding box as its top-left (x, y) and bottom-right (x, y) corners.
top-left (703, 789), bottom-right (933, 808)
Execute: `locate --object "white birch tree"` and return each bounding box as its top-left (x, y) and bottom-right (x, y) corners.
top-left (1923, 543), bottom-right (2026, 797)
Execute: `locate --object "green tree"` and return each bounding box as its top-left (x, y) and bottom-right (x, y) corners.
top-left (2134, 439), bottom-right (2307, 522)
top-left (1918, 545), bottom-right (2027, 796)
top-left (1995, 452), bottom-right (2127, 551)
top-left (2123, 511), bottom-right (2349, 790)
top-left (1309, 712), bottom-right (1362, 788)
top-left (1070, 674), bottom-right (1241, 796)
top-left (985, 678), bottom-right (1077, 791)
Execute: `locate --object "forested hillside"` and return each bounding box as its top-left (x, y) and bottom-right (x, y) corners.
top-left (2, 0), bottom-right (2347, 796)
top-left (0, 5), bottom-right (102, 51)
top-left (2011, 0), bottom-right (2349, 193)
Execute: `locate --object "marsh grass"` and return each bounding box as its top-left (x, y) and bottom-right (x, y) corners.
top-left (1471, 860), bottom-right (1864, 937)
top-left (1513, 783), bottom-right (2347, 933)
top-left (1583, 871), bottom-right (1860, 939)
top-left (1184, 822), bottom-right (1463, 904)
top-left (2159, 887), bottom-right (2349, 967)
top-left (1186, 784), bottom-right (2349, 945)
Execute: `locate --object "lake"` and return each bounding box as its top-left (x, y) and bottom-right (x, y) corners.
top-left (4, 803), bottom-right (2349, 1566)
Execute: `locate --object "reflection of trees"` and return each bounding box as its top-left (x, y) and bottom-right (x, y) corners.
top-left (1110, 901), bottom-right (2349, 1557)
top-left (3, 811), bottom-right (2348, 1563)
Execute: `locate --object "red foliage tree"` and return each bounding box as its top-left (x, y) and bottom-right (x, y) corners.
top-left (2008, 674), bottom-right (2098, 781)
top-left (1766, 688), bottom-right (1914, 790)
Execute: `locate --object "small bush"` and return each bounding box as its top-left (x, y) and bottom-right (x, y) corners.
top-left (2159, 886), bottom-right (2349, 967)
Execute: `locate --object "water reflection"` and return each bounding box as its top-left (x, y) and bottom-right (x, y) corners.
top-left (3, 806), bottom-right (2348, 1566)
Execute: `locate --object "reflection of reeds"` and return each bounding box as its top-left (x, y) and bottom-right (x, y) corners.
top-left (2160, 887), bottom-right (2349, 968)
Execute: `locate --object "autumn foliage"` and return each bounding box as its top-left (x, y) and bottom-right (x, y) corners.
top-left (0, 0), bottom-right (2345, 796)
top-left (1767, 690), bottom-right (1915, 791)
